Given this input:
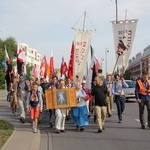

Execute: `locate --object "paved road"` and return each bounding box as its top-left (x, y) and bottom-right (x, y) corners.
top-left (39, 101), bottom-right (150, 150)
top-left (0, 91), bottom-right (150, 150)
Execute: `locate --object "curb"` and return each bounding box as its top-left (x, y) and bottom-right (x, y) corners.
top-left (1, 129), bottom-right (17, 150)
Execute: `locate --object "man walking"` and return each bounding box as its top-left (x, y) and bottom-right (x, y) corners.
top-left (90, 76), bottom-right (107, 133)
top-left (135, 71), bottom-right (150, 129)
top-left (17, 75), bottom-right (29, 123)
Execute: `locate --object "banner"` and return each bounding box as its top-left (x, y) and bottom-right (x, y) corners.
top-left (112, 19), bottom-right (138, 73)
top-left (74, 29), bottom-right (94, 82)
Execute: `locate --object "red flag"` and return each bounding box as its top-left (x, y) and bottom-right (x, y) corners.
top-left (94, 57), bottom-right (100, 73)
top-left (32, 64), bottom-right (38, 79)
top-left (60, 56), bottom-right (68, 75)
top-left (40, 56), bottom-right (47, 78)
top-left (49, 51), bottom-right (54, 77)
top-left (68, 42), bottom-right (74, 80)
top-left (17, 43), bottom-right (26, 75)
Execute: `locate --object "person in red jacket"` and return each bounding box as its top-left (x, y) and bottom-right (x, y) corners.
top-left (135, 71), bottom-right (150, 129)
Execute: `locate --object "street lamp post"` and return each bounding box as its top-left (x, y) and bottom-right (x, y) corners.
top-left (101, 57), bottom-right (104, 70)
top-left (105, 48), bottom-right (109, 77)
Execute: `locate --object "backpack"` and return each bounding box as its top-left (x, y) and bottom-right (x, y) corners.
top-left (29, 90), bottom-right (40, 107)
top-left (18, 82), bottom-right (29, 91)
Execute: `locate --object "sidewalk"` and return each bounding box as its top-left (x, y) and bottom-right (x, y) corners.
top-left (0, 91), bottom-right (41, 150)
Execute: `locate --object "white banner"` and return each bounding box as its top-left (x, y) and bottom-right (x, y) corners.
top-left (112, 19), bottom-right (138, 73)
top-left (74, 29), bottom-right (94, 82)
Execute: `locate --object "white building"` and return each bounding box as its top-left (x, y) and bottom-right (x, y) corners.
top-left (20, 43), bottom-right (41, 78)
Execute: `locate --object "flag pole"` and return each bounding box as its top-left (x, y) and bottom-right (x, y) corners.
top-left (83, 11), bottom-right (86, 30)
top-left (112, 55), bottom-right (119, 75)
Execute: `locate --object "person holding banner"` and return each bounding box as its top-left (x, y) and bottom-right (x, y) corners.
top-left (55, 79), bottom-right (67, 133)
top-left (71, 82), bottom-right (89, 131)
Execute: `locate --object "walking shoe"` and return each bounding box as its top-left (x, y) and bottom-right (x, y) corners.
top-left (60, 130), bottom-right (66, 133)
top-left (98, 128), bottom-right (102, 133)
top-left (141, 125), bottom-right (145, 129)
top-left (50, 123), bottom-right (54, 128)
top-left (80, 127), bottom-right (84, 131)
top-left (33, 128), bottom-right (37, 133)
top-left (32, 125), bottom-right (35, 130)
top-left (108, 114), bottom-right (111, 117)
top-left (118, 120), bottom-right (122, 123)
top-left (20, 117), bottom-right (25, 123)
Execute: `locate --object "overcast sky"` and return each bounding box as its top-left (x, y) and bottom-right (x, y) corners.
top-left (0, 0), bottom-right (150, 75)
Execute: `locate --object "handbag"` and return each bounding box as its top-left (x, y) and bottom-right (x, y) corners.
top-left (7, 92), bottom-right (13, 102)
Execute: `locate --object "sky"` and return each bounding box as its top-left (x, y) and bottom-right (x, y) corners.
top-left (0, 0), bottom-right (150, 75)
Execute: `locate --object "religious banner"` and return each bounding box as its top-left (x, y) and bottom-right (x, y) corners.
top-left (74, 29), bottom-right (94, 81)
top-left (45, 87), bottom-right (77, 109)
top-left (112, 19), bottom-right (138, 72)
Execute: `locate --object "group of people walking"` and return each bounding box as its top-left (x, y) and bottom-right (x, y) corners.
top-left (7, 69), bottom-right (150, 134)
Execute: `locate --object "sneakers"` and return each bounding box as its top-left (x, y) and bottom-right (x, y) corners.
top-left (118, 120), bottom-right (122, 123)
top-left (50, 123), bottom-right (54, 128)
top-left (80, 127), bottom-right (84, 131)
top-left (108, 114), bottom-right (111, 117)
top-left (98, 128), bottom-right (102, 133)
top-left (33, 128), bottom-right (37, 133)
top-left (60, 130), bottom-right (66, 133)
top-left (141, 125), bottom-right (145, 129)
top-left (20, 117), bottom-right (25, 123)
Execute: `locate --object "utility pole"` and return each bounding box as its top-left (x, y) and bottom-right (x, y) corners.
top-left (105, 48), bottom-right (109, 76)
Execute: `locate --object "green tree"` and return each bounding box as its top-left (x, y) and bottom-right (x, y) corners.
top-left (26, 64), bottom-right (33, 80)
top-left (0, 48), bottom-right (5, 89)
top-left (3, 37), bottom-right (17, 60)
top-left (0, 37), bottom-right (17, 89)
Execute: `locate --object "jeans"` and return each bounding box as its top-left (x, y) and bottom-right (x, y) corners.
top-left (115, 95), bottom-right (125, 121)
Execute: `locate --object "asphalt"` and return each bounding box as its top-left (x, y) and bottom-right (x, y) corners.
top-left (0, 90), bottom-right (41, 150)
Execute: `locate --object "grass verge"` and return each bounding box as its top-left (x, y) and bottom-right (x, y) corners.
top-left (0, 120), bottom-right (14, 149)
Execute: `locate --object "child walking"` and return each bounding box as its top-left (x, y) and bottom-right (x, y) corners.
top-left (26, 82), bottom-right (43, 133)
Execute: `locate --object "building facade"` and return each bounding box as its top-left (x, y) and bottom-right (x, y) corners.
top-left (127, 45), bottom-right (150, 79)
top-left (20, 43), bottom-right (41, 78)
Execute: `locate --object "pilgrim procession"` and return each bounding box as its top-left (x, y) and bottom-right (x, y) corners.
top-left (0, 0), bottom-right (150, 150)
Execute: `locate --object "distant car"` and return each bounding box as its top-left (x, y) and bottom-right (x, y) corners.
top-left (123, 80), bottom-right (136, 101)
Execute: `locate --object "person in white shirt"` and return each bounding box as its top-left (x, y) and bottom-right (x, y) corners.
top-left (71, 82), bottom-right (89, 131)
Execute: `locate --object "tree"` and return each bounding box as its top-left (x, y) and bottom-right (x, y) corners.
top-left (0, 37), bottom-right (17, 89)
top-left (26, 64), bottom-right (33, 80)
top-left (0, 48), bottom-right (5, 89)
